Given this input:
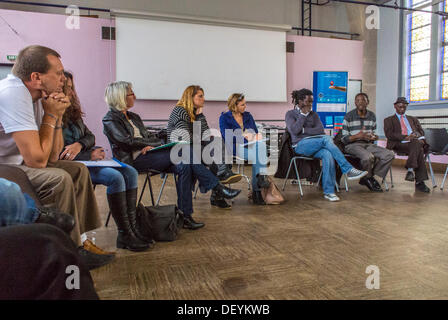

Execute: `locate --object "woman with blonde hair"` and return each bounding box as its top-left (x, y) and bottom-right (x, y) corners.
top-left (219, 93), bottom-right (270, 205)
top-left (167, 85), bottom-right (242, 209)
top-left (61, 71), bottom-right (150, 252)
top-left (103, 81), bottom-right (240, 229)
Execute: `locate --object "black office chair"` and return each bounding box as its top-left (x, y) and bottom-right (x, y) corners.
top-left (424, 128), bottom-right (448, 189)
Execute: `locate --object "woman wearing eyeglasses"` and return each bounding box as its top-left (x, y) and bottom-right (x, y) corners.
top-left (219, 93), bottom-right (270, 205)
top-left (103, 81), bottom-right (240, 232)
top-left (61, 71), bottom-right (150, 252)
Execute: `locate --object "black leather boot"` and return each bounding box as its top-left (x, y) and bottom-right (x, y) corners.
top-left (212, 183), bottom-right (241, 199)
top-left (216, 163), bottom-right (242, 184)
top-left (210, 190), bottom-right (232, 209)
top-left (126, 188), bottom-right (155, 246)
top-left (251, 190), bottom-right (266, 205)
top-left (183, 215), bottom-right (205, 230)
top-left (35, 207), bottom-right (75, 235)
top-left (107, 192), bottom-right (150, 252)
top-left (256, 174), bottom-right (270, 189)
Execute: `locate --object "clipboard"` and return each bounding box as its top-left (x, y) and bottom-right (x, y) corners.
top-left (149, 141), bottom-right (189, 152)
top-left (76, 158), bottom-right (124, 167)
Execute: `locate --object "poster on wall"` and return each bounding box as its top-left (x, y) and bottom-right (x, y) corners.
top-left (312, 71), bottom-right (348, 129)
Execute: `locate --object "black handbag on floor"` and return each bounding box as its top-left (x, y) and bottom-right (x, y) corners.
top-left (136, 203), bottom-right (184, 241)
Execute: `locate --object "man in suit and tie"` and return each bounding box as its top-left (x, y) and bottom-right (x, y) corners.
top-left (384, 97), bottom-right (430, 193)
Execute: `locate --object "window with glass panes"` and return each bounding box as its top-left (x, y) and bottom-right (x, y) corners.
top-left (441, 1), bottom-right (448, 99)
top-left (406, 0), bottom-right (432, 102)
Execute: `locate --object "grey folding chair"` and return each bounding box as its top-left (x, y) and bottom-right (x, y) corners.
top-left (281, 155), bottom-right (328, 197)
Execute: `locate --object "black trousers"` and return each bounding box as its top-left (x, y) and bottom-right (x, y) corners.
top-left (0, 224), bottom-right (98, 300)
top-left (132, 148), bottom-right (218, 215)
top-left (393, 140), bottom-right (429, 182)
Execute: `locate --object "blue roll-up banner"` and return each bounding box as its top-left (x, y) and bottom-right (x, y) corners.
top-left (312, 71), bottom-right (348, 130)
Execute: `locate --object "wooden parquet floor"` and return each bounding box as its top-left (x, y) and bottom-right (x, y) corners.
top-left (89, 166), bottom-right (448, 300)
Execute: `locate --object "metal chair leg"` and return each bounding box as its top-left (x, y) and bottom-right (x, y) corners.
top-left (155, 174), bottom-right (169, 206)
top-left (138, 173), bottom-right (155, 205)
top-left (282, 159), bottom-right (294, 191)
top-left (293, 159), bottom-right (303, 197)
top-left (93, 184), bottom-right (112, 227)
top-left (317, 170), bottom-right (322, 187)
top-left (344, 174), bottom-right (349, 192)
top-left (138, 174), bottom-right (148, 204)
top-left (441, 165), bottom-right (448, 190)
top-left (105, 211), bottom-right (112, 227)
top-left (244, 175), bottom-right (251, 190)
top-left (148, 175), bottom-right (155, 205)
top-left (390, 167), bottom-right (394, 188)
top-left (241, 164), bottom-right (251, 190)
top-left (193, 183), bottom-right (199, 199)
top-left (426, 155), bottom-right (437, 188)
top-left (381, 167), bottom-right (392, 191)
top-left (383, 177), bottom-right (389, 191)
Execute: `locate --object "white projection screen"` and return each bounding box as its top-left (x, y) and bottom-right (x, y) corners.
top-left (116, 17), bottom-right (287, 102)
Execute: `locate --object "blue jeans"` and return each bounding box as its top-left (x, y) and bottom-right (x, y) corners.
top-left (133, 149), bottom-right (218, 217)
top-left (0, 178), bottom-right (39, 227)
top-left (295, 136), bottom-right (353, 195)
top-left (88, 163), bottom-right (138, 194)
top-left (236, 141), bottom-right (268, 191)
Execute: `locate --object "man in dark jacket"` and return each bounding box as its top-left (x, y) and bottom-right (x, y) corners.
top-left (384, 97), bottom-right (430, 193)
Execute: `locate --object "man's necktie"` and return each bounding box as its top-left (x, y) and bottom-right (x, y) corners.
top-left (400, 115), bottom-right (408, 135)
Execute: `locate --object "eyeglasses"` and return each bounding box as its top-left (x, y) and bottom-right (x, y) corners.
top-left (236, 95), bottom-right (245, 103)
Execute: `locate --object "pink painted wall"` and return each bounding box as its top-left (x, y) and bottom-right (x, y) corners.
top-left (0, 9), bottom-right (364, 157)
top-left (131, 35), bottom-right (365, 131)
top-left (0, 9), bottom-right (115, 151)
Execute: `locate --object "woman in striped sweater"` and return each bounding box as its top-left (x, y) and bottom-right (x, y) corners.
top-left (103, 81), bottom-right (240, 230)
top-left (167, 85), bottom-right (242, 209)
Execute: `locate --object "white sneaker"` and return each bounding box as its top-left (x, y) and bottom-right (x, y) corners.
top-left (346, 168), bottom-right (368, 181)
top-left (324, 193), bottom-right (340, 202)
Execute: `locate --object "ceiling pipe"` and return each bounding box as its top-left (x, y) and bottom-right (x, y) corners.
top-left (292, 26), bottom-right (360, 37)
top-left (307, 0), bottom-right (448, 17)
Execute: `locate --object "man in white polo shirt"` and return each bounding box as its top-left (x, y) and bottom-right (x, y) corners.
top-left (0, 45), bottom-right (113, 270)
